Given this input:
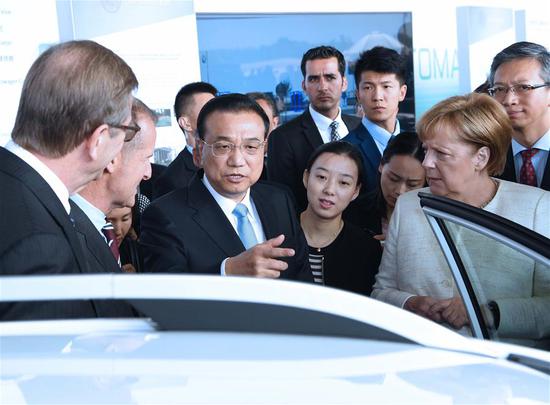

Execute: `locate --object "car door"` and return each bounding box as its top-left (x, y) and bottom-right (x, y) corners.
top-left (419, 192), bottom-right (550, 351)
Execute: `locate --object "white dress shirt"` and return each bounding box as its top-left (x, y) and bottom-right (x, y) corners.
top-left (70, 193), bottom-right (108, 243)
top-left (5, 140), bottom-right (71, 214)
top-left (361, 116), bottom-right (401, 155)
top-left (202, 176), bottom-right (266, 275)
top-left (309, 105), bottom-right (350, 143)
top-left (512, 130), bottom-right (550, 187)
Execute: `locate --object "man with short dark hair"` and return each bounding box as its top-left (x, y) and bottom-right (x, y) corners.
top-left (488, 41), bottom-right (550, 190)
top-left (343, 46), bottom-right (408, 192)
top-left (268, 46), bottom-right (361, 212)
top-left (0, 40), bottom-right (138, 320)
top-left (141, 93), bottom-right (312, 281)
top-left (72, 98), bottom-right (157, 276)
top-left (246, 92), bottom-right (280, 135)
top-left (152, 81), bottom-right (217, 199)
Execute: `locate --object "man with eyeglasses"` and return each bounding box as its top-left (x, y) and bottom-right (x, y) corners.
top-left (0, 40), bottom-right (138, 320)
top-left (140, 94), bottom-right (313, 281)
top-left (489, 41), bottom-right (550, 190)
top-left (71, 98), bottom-right (155, 281)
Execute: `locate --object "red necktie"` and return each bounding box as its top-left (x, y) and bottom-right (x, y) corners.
top-left (101, 222), bottom-right (121, 266)
top-left (519, 148), bottom-right (539, 187)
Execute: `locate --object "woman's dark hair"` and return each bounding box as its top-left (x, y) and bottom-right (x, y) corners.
top-left (305, 141), bottom-right (365, 187)
top-left (375, 131), bottom-right (425, 218)
top-left (381, 131), bottom-right (425, 165)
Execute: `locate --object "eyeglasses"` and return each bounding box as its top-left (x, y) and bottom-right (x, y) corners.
top-left (199, 139), bottom-right (266, 157)
top-left (487, 83), bottom-right (550, 99)
top-left (109, 123), bottom-right (141, 142)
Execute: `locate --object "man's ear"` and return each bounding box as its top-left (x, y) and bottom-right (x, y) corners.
top-left (341, 75), bottom-right (348, 92)
top-left (378, 162), bottom-right (384, 174)
top-left (85, 124), bottom-right (110, 161)
top-left (399, 84), bottom-right (408, 102)
top-left (177, 116), bottom-right (189, 131)
top-left (105, 152), bottom-right (122, 174)
top-left (301, 80), bottom-right (306, 92)
top-left (193, 141), bottom-right (203, 168)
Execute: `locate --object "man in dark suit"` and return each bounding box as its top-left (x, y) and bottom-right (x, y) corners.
top-left (72, 98), bottom-right (157, 276)
top-left (343, 47), bottom-right (408, 193)
top-left (141, 94), bottom-right (312, 281)
top-left (488, 42), bottom-right (550, 190)
top-left (152, 82), bottom-right (217, 199)
top-left (268, 46), bottom-right (361, 213)
top-left (0, 40), bottom-right (138, 320)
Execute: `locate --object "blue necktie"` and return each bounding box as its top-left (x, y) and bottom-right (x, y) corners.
top-left (233, 203), bottom-right (258, 249)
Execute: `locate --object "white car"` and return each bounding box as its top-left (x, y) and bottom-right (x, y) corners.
top-left (1, 273), bottom-right (550, 404)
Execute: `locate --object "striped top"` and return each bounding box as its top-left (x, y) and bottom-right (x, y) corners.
top-left (308, 247), bottom-right (325, 284)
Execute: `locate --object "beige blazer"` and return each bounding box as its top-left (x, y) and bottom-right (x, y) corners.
top-left (371, 180), bottom-right (550, 345)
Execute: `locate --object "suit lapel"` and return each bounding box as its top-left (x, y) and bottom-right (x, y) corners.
top-left (1, 148), bottom-right (89, 273)
top-left (540, 153), bottom-right (550, 190)
top-left (70, 201), bottom-right (120, 273)
top-left (188, 173), bottom-right (245, 257)
top-left (357, 125), bottom-right (382, 172)
top-left (301, 109), bottom-right (324, 150)
top-left (499, 147), bottom-right (517, 182)
top-left (251, 186), bottom-right (277, 240)
top-left (182, 148), bottom-right (197, 172)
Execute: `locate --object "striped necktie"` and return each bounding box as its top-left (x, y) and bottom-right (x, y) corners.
top-left (101, 222), bottom-right (121, 266)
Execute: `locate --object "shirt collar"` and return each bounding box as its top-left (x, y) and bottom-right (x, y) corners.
top-left (70, 193), bottom-right (107, 234)
top-left (5, 140), bottom-right (71, 214)
top-left (202, 175), bottom-right (253, 218)
top-left (309, 104), bottom-right (345, 132)
top-left (511, 129), bottom-right (550, 156)
top-left (362, 116), bottom-right (400, 148)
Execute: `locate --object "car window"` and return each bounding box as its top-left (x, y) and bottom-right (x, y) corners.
top-left (442, 220), bottom-right (550, 350)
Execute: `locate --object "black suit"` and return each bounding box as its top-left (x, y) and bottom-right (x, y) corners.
top-left (498, 147), bottom-right (550, 191)
top-left (70, 201), bottom-right (137, 317)
top-left (267, 109), bottom-right (361, 213)
top-left (152, 148), bottom-right (197, 199)
top-left (140, 172), bottom-right (313, 282)
top-left (342, 123), bottom-right (383, 193)
top-left (0, 147), bottom-right (97, 320)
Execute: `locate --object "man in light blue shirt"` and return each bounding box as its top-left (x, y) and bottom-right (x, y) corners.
top-left (344, 47), bottom-right (408, 192)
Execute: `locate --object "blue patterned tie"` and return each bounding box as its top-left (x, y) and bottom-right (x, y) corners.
top-left (233, 203), bottom-right (258, 249)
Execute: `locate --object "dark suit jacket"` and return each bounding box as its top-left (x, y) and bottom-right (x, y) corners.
top-left (267, 109), bottom-right (361, 213)
top-left (343, 123), bottom-right (382, 193)
top-left (140, 172), bottom-right (313, 282)
top-left (0, 147), bottom-right (98, 320)
top-left (70, 201), bottom-right (137, 317)
top-left (498, 147), bottom-right (550, 191)
top-left (152, 148), bottom-right (197, 199)
top-left (140, 163), bottom-right (166, 201)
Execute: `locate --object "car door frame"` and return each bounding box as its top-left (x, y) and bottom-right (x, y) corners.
top-left (418, 191), bottom-right (550, 341)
